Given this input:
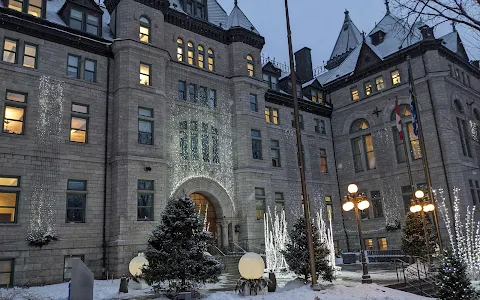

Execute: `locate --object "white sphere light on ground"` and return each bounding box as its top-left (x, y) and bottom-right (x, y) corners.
top-left (238, 252), bottom-right (265, 279)
top-left (129, 253), bottom-right (149, 277)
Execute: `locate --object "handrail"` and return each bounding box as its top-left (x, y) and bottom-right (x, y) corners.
top-left (231, 242), bottom-right (246, 253)
top-left (393, 257), bottom-right (437, 298)
top-left (210, 245), bottom-right (226, 256)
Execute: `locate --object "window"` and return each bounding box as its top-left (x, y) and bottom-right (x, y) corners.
top-left (325, 196), bottom-right (333, 220)
top-left (209, 89), bottom-right (216, 108)
top-left (249, 94), bottom-right (258, 112)
top-left (138, 180), bottom-right (154, 221)
top-left (0, 176), bottom-right (20, 223)
top-left (364, 239), bottom-right (374, 250)
top-left (391, 70), bottom-right (401, 85)
top-left (247, 55), bottom-right (254, 77)
top-left (455, 68), bottom-right (460, 79)
top-left (275, 192), bottom-right (285, 213)
top-left (311, 90), bottom-right (322, 104)
top-left (178, 81), bottom-right (186, 100)
top-left (86, 15), bottom-right (99, 35)
top-left (255, 188), bottom-right (265, 220)
top-left (202, 123), bottom-right (209, 162)
top-left (251, 129), bottom-right (262, 160)
top-left (199, 86), bottom-right (207, 106)
top-left (401, 185), bottom-right (413, 213)
top-left (191, 121), bottom-right (199, 160)
top-left (84, 59), bottom-right (96, 82)
top-left (351, 88), bottom-right (359, 101)
top-left (474, 109), bottom-right (480, 122)
top-left (8, 0), bottom-right (42, 15)
top-left (63, 255), bottom-right (83, 281)
top-left (3, 91), bottom-right (26, 135)
top-left (70, 9), bottom-right (83, 31)
top-left (350, 119), bottom-right (375, 172)
top-left (212, 127), bottom-right (219, 163)
top-left (179, 121), bottom-right (188, 159)
top-left (371, 190), bottom-right (383, 218)
top-left (364, 135), bottom-right (375, 170)
top-left (360, 199), bottom-right (370, 220)
top-left (351, 137), bottom-right (363, 172)
top-left (291, 113), bottom-right (304, 130)
top-left (296, 84), bottom-right (302, 98)
top-left (320, 149), bottom-right (328, 173)
top-left (377, 238), bottom-right (388, 251)
top-left (208, 49), bottom-right (214, 71)
top-left (185, 0), bottom-right (206, 19)
top-left (263, 73), bottom-right (279, 90)
top-left (66, 180), bottom-right (86, 223)
top-left (8, 0), bottom-right (23, 12)
top-left (22, 43), bottom-right (37, 68)
top-left (67, 54), bottom-right (80, 78)
top-left (315, 119), bottom-right (326, 134)
top-left (70, 103), bottom-right (88, 143)
top-left (458, 117), bottom-right (472, 157)
top-left (138, 107), bottom-right (153, 145)
top-left (364, 82), bottom-right (372, 96)
top-left (448, 64), bottom-right (453, 77)
top-left (469, 180), bottom-right (480, 206)
top-left (462, 72), bottom-right (466, 84)
top-left (139, 63), bottom-right (150, 86)
top-left (271, 140), bottom-right (281, 167)
top-left (198, 45), bottom-right (205, 68)
top-left (139, 16), bottom-right (150, 43)
top-left (177, 38), bottom-right (184, 62)
top-left (187, 41), bottom-right (195, 65)
top-left (0, 259), bottom-right (14, 287)
top-left (375, 76), bottom-right (384, 91)
top-left (265, 107), bottom-right (279, 124)
top-left (467, 75), bottom-right (471, 87)
top-left (3, 38), bottom-right (17, 64)
top-left (188, 84), bottom-right (197, 103)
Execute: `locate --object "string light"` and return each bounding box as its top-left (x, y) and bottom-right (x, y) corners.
top-left (264, 207), bottom-right (289, 271)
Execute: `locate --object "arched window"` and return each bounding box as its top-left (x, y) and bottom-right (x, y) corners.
top-left (247, 55), bottom-right (254, 77)
top-left (473, 109), bottom-right (480, 121)
top-left (454, 99), bottom-right (472, 157)
top-left (187, 41), bottom-right (195, 65)
top-left (207, 48), bottom-right (214, 71)
top-left (350, 119), bottom-right (375, 172)
top-left (198, 45), bottom-right (205, 69)
top-left (390, 104), bottom-right (411, 121)
top-left (139, 16), bottom-right (150, 43)
top-left (177, 38), bottom-right (184, 62)
top-left (454, 99), bottom-right (464, 113)
top-left (390, 104), bottom-right (421, 163)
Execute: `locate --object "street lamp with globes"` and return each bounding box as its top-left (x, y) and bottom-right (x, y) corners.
top-left (342, 183), bottom-right (372, 284)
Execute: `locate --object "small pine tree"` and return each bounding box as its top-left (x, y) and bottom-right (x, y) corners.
top-left (142, 196), bottom-right (223, 293)
top-left (281, 217), bottom-right (334, 283)
top-left (401, 212), bottom-right (437, 259)
top-left (437, 248), bottom-right (476, 300)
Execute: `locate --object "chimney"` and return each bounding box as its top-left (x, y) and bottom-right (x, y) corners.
top-left (472, 61), bottom-right (479, 69)
top-left (419, 25), bottom-right (435, 40)
top-left (294, 47), bottom-right (313, 83)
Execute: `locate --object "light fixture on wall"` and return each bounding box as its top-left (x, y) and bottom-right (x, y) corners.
top-left (145, 167), bottom-right (152, 172)
top-left (235, 225), bottom-right (240, 233)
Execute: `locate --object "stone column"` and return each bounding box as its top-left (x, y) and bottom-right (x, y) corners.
top-left (222, 222), bottom-right (229, 250)
top-left (216, 223), bottom-right (222, 248)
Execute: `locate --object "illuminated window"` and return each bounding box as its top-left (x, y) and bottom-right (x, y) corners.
top-left (63, 255), bottom-right (83, 281)
top-left (377, 238), bottom-right (388, 251)
top-left (177, 38), bottom-right (184, 62)
top-left (66, 180), bottom-right (86, 223)
top-left (84, 59), bottom-right (96, 82)
top-left (325, 196), bottom-right (333, 220)
top-left (255, 188), bottom-right (265, 220)
top-left (351, 88), bottom-right (359, 101)
top-left (0, 176), bottom-right (20, 223)
top-left (8, 0), bottom-right (23, 12)
top-left (208, 48), bottom-right (214, 71)
top-left (364, 82), bottom-right (372, 96)
top-left (70, 104), bottom-right (88, 143)
top-left (138, 107), bottom-right (153, 145)
top-left (137, 180), bottom-right (154, 221)
top-left (265, 107), bottom-right (279, 124)
top-left (391, 70), bottom-right (401, 85)
top-left (247, 55), bottom-right (254, 77)
top-left (27, 0), bottom-right (42, 16)
top-left (198, 45), bottom-right (205, 68)
top-left (351, 119), bottom-right (375, 172)
top-left (139, 63), bottom-right (150, 86)
top-left (375, 76), bottom-right (384, 91)
top-left (312, 90), bottom-right (323, 103)
top-left (187, 41), bottom-right (194, 65)
top-left (320, 149), bottom-right (328, 173)
top-left (67, 54), bottom-right (80, 78)
top-left (3, 97), bottom-right (25, 135)
top-left (364, 239), bottom-right (374, 250)
top-left (70, 9), bottom-right (83, 31)
top-left (21, 43), bottom-right (37, 69)
top-left (139, 16), bottom-right (150, 43)
top-left (271, 140), bottom-right (281, 167)
top-left (3, 38), bottom-right (17, 64)
top-left (251, 130), bottom-right (262, 160)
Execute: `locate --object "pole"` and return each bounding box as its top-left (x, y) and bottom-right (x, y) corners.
top-left (420, 209), bottom-right (431, 267)
top-left (407, 56), bottom-right (442, 251)
top-left (354, 203), bottom-right (372, 284)
top-left (283, 0), bottom-right (317, 285)
top-left (397, 96), bottom-right (415, 197)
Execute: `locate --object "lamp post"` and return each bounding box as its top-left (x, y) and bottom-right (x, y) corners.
top-left (409, 190), bottom-right (436, 266)
top-left (342, 183), bottom-right (372, 284)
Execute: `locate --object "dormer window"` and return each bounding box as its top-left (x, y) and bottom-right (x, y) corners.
top-left (86, 15), bottom-right (99, 35)
top-left (60, 1), bottom-right (103, 37)
top-left (70, 9), bottom-right (83, 31)
top-left (262, 73), bottom-right (278, 91)
top-left (311, 89), bottom-right (323, 104)
top-left (67, 8), bottom-right (101, 36)
top-left (184, 0), bottom-right (207, 20)
top-left (370, 30), bottom-right (386, 46)
top-left (7, 0), bottom-right (44, 17)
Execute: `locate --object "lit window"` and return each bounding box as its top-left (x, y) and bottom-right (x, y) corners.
top-left (198, 45), bottom-right (205, 68)
top-left (271, 139), bottom-right (281, 167)
top-left (137, 180), bottom-right (154, 221)
top-left (70, 9), bottom-right (83, 31)
top-left (0, 176), bottom-right (20, 223)
top-left (3, 38), bottom-right (17, 64)
top-left (177, 38), bottom-right (184, 62)
top-left (247, 55), bottom-right (254, 77)
top-left (22, 43), bottom-right (37, 68)
top-left (67, 54), bottom-right (80, 78)
top-left (208, 49), bottom-right (214, 71)
top-left (350, 119), bottom-right (375, 172)
top-left (70, 103), bottom-right (88, 143)
top-left (8, 0), bottom-right (22, 12)
top-left (139, 16), bottom-right (150, 43)
top-left (138, 107), bottom-right (153, 145)
top-left (63, 255), bottom-right (83, 281)
top-left (249, 94), bottom-right (257, 112)
top-left (320, 149), bottom-right (328, 173)
top-left (364, 239), bottom-right (374, 250)
top-left (265, 107), bottom-right (279, 124)
top-left (311, 90), bottom-right (323, 103)
top-left (0, 177), bottom-right (19, 187)
top-left (255, 188), bottom-right (265, 220)
top-left (364, 82), bottom-right (372, 96)
top-left (3, 100), bottom-right (25, 134)
top-left (139, 63), bottom-right (150, 85)
top-left (86, 15), bottom-right (99, 35)
top-left (376, 76), bottom-right (384, 91)
top-left (27, 0), bottom-right (42, 16)
top-left (391, 70), bottom-right (401, 85)
top-left (325, 196), bottom-right (333, 220)
top-left (251, 129), bottom-right (262, 160)
top-left (66, 180), bottom-right (86, 223)
top-left (187, 41), bottom-right (194, 65)
top-left (377, 238), bottom-right (388, 251)
top-left (0, 259), bottom-right (14, 287)
top-left (84, 59), bottom-right (96, 82)
top-left (178, 81), bottom-right (186, 100)
top-left (351, 88), bottom-right (359, 101)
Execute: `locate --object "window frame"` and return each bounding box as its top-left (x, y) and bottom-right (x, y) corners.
top-left (271, 139), bottom-right (281, 167)
top-left (178, 80), bottom-right (186, 100)
top-left (325, 196), bottom-right (333, 221)
top-left (247, 55), bottom-right (254, 77)
top-left (188, 83), bottom-right (197, 103)
top-left (320, 148), bottom-right (328, 174)
top-left (137, 179), bottom-right (154, 221)
top-left (139, 62), bottom-right (151, 86)
top-left (251, 129), bottom-right (262, 160)
top-left (351, 87), bottom-right (359, 101)
top-left (66, 54), bottom-right (80, 79)
top-left (0, 258), bottom-right (14, 288)
top-left (66, 179), bottom-right (87, 223)
top-left (207, 48), bottom-right (214, 71)
top-left (391, 70), bottom-right (401, 85)
top-left (249, 94), bottom-right (258, 112)
top-left (3, 37), bottom-right (19, 64)
top-left (187, 41), bottom-right (195, 65)
top-left (3, 102), bottom-right (26, 135)
top-left (22, 42), bottom-right (38, 69)
top-left (375, 76), bottom-right (385, 91)
top-left (0, 176), bottom-right (20, 223)
top-left (209, 89), bottom-right (217, 109)
top-left (198, 45), bottom-right (205, 69)
top-left (177, 38), bottom-right (185, 62)
top-left (70, 114), bottom-right (88, 144)
top-left (85, 14), bottom-right (99, 36)
top-left (255, 187), bottom-right (266, 220)
top-left (371, 190), bottom-right (383, 218)
top-left (139, 16), bottom-right (151, 43)
top-left (138, 107), bottom-right (154, 145)
top-left (83, 58), bottom-right (97, 82)
top-left (63, 255), bottom-right (84, 281)
top-left (364, 81), bottom-right (372, 97)
top-left (274, 192), bottom-right (285, 212)
top-left (377, 237), bottom-right (388, 251)
top-left (69, 8), bottom-right (84, 31)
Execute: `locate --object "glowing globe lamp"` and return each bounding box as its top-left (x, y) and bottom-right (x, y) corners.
top-left (424, 203), bottom-right (435, 212)
top-left (342, 201), bottom-right (354, 212)
top-left (238, 252), bottom-right (264, 279)
top-left (358, 200), bottom-right (370, 211)
top-left (410, 204), bottom-right (422, 213)
top-left (348, 183), bottom-right (359, 194)
top-left (415, 190), bottom-right (425, 199)
top-left (129, 253), bottom-right (149, 277)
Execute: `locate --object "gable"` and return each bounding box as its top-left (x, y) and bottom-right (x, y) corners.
top-left (354, 42), bottom-right (382, 74)
top-left (68, 0), bottom-right (103, 13)
top-left (262, 62), bottom-right (281, 75)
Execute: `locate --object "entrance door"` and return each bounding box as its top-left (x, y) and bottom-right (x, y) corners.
top-left (190, 193), bottom-right (217, 239)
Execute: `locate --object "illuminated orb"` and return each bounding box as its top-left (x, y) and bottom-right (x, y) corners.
top-left (347, 184), bottom-right (358, 194)
top-left (358, 200), bottom-right (370, 211)
top-left (342, 201), bottom-right (354, 212)
top-left (415, 190), bottom-right (425, 199)
top-left (129, 253), bottom-right (149, 277)
top-left (238, 252), bottom-right (264, 279)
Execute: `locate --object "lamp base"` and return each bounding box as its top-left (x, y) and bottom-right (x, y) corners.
top-left (361, 275), bottom-right (372, 284)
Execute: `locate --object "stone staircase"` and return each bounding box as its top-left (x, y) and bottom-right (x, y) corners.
top-left (217, 254), bottom-right (242, 277)
top-left (386, 258), bottom-right (438, 298)
top-left (387, 280), bottom-right (436, 298)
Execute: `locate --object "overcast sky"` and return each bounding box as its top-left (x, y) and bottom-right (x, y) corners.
top-left (217, 0), bottom-right (479, 68)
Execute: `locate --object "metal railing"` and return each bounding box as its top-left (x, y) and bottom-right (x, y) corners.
top-left (229, 242), bottom-right (246, 254)
top-left (209, 245), bottom-right (226, 256)
top-left (394, 257), bottom-right (437, 298)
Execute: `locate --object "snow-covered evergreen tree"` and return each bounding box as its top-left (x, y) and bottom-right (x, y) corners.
top-left (142, 196), bottom-right (223, 293)
top-left (437, 248), bottom-right (477, 300)
top-left (401, 212), bottom-right (437, 259)
top-left (281, 217), bottom-right (334, 283)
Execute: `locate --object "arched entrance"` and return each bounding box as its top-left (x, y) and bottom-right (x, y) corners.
top-left (190, 193), bottom-right (217, 239)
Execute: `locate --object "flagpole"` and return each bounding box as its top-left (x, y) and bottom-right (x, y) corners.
top-left (396, 97), bottom-right (415, 194)
top-left (407, 56), bottom-right (443, 250)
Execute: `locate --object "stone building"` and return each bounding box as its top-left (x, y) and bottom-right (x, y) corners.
top-left (0, 0), bottom-right (478, 288)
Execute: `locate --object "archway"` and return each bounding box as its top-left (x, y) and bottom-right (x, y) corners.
top-left (190, 193), bottom-right (217, 239)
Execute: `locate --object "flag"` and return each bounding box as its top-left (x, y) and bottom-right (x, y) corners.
top-left (409, 73), bottom-right (419, 136)
top-left (395, 98), bottom-right (404, 141)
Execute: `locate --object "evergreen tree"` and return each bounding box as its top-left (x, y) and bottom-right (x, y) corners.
top-left (281, 217), bottom-right (334, 283)
top-left (401, 212), bottom-right (437, 259)
top-left (142, 196), bottom-right (223, 293)
top-left (437, 248), bottom-right (476, 300)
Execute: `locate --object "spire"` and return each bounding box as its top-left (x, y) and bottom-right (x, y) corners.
top-left (327, 9), bottom-right (363, 61)
top-left (344, 9), bottom-right (349, 18)
top-left (226, 1), bottom-right (259, 34)
top-left (451, 21), bottom-right (457, 32)
top-left (234, 0), bottom-right (237, 6)
top-left (385, 0), bottom-right (390, 15)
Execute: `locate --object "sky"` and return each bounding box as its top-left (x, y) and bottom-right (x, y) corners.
top-left (217, 0), bottom-right (479, 69)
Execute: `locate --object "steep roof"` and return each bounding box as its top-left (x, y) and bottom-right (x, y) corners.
top-left (329, 10), bottom-right (363, 60)
top-left (440, 31), bottom-right (469, 60)
top-left (226, 2), bottom-right (259, 34)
